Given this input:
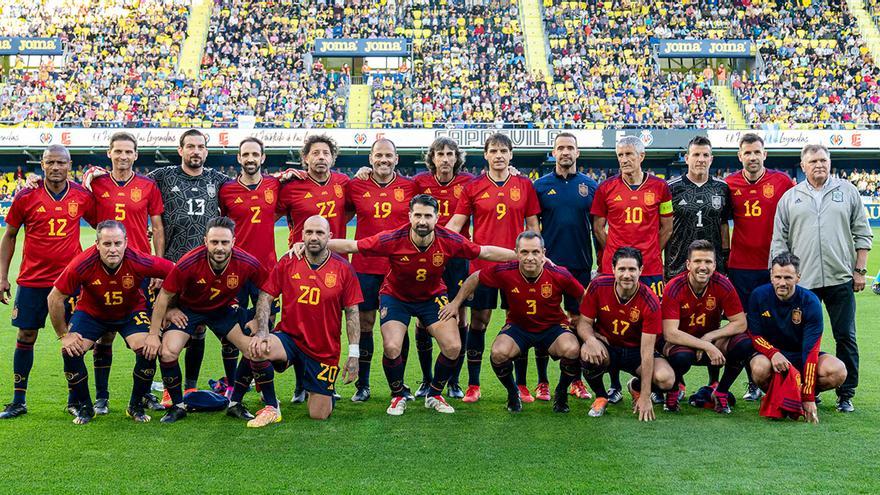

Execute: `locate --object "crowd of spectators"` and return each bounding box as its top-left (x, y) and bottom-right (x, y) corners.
top-left (848, 169), bottom-right (880, 196)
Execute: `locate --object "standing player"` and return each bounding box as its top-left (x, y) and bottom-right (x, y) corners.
top-left (345, 139), bottom-right (418, 403)
top-left (578, 247), bottom-right (674, 421)
top-left (307, 195), bottom-right (516, 416)
top-left (217, 137), bottom-right (281, 395)
top-left (446, 133), bottom-right (540, 403)
top-left (411, 137), bottom-right (474, 399)
top-left (441, 231), bottom-right (583, 413)
top-left (725, 133), bottom-right (794, 401)
top-left (534, 132), bottom-right (598, 402)
top-left (0, 145), bottom-right (95, 419)
top-left (661, 240), bottom-right (750, 414)
top-left (591, 136), bottom-right (672, 402)
top-left (89, 132), bottom-right (166, 413)
top-left (747, 253), bottom-right (848, 424)
top-left (237, 216), bottom-right (362, 424)
top-left (49, 221), bottom-right (174, 424)
top-left (149, 217), bottom-right (269, 423)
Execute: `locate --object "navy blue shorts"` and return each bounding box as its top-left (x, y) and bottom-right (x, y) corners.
top-left (639, 275), bottom-right (664, 299)
top-left (237, 280), bottom-right (280, 325)
top-left (273, 332), bottom-right (339, 397)
top-left (140, 278), bottom-right (158, 313)
top-left (780, 350), bottom-right (827, 374)
top-left (499, 323), bottom-right (572, 353)
top-left (563, 268), bottom-right (591, 314)
top-left (443, 258), bottom-right (470, 303)
top-left (728, 268), bottom-right (770, 307)
top-left (601, 341), bottom-right (655, 376)
top-left (379, 294), bottom-right (446, 328)
top-left (356, 272), bottom-right (384, 312)
top-left (470, 284), bottom-right (508, 311)
top-left (11, 286), bottom-right (76, 330)
top-left (165, 306), bottom-right (242, 338)
top-left (69, 310), bottom-right (150, 342)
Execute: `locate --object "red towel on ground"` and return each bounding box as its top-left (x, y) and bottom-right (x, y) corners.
top-left (759, 368), bottom-right (804, 420)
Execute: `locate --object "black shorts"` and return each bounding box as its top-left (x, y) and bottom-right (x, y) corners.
top-left (11, 286), bottom-right (76, 330)
top-left (499, 323), bottom-right (571, 354)
top-left (564, 268), bottom-right (591, 314)
top-left (379, 294), bottom-right (446, 328)
top-left (443, 258), bottom-right (470, 303)
top-left (69, 310), bottom-right (150, 342)
top-left (728, 268), bottom-right (770, 307)
top-left (273, 332), bottom-right (339, 397)
top-left (164, 306), bottom-right (242, 338)
top-left (469, 284), bottom-right (509, 311)
top-left (356, 272), bottom-right (384, 312)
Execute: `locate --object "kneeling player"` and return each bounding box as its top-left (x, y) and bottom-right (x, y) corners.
top-left (236, 216), bottom-right (362, 423)
top-left (441, 231), bottom-right (583, 413)
top-left (661, 240), bottom-right (749, 414)
top-left (150, 217), bottom-right (270, 424)
top-left (50, 221), bottom-right (173, 424)
top-left (747, 253), bottom-right (847, 424)
top-left (304, 194), bottom-right (516, 416)
top-left (578, 247), bottom-right (674, 421)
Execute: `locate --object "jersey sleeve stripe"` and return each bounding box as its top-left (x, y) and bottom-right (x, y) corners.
top-left (74, 251), bottom-right (100, 274)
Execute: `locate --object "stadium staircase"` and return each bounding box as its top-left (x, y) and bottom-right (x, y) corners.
top-left (347, 84), bottom-right (371, 127)
top-left (846, 0), bottom-right (880, 64)
top-left (713, 85), bottom-right (747, 129)
top-left (178, 0), bottom-right (212, 78)
top-left (519, 0), bottom-right (553, 83)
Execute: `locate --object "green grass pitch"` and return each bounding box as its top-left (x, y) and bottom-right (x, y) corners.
top-left (0, 227), bottom-right (878, 494)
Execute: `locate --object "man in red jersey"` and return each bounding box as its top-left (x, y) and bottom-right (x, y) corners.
top-left (441, 231), bottom-right (583, 414)
top-left (661, 240), bottom-right (749, 414)
top-left (578, 247), bottom-right (674, 421)
top-left (238, 215), bottom-right (362, 424)
top-left (89, 132), bottom-right (166, 414)
top-left (49, 221), bottom-right (174, 424)
top-left (590, 135), bottom-right (673, 404)
top-left (0, 145), bottom-right (96, 419)
top-left (305, 195), bottom-right (515, 416)
top-left (411, 137), bottom-right (474, 399)
top-left (217, 137), bottom-right (281, 395)
top-left (149, 217), bottom-right (270, 424)
top-left (345, 138), bottom-right (418, 403)
top-left (724, 132), bottom-right (794, 401)
top-left (446, 133), bottom-right (540, 404)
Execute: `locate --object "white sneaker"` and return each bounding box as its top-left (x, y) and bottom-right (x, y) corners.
top-left (386, 396), bottom-right (407, 416)
top-left (425, 395), bottom-right (455, 414)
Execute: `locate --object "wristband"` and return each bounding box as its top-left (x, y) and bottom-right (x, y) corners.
top-left (348, 344), bottom-right (360, 359)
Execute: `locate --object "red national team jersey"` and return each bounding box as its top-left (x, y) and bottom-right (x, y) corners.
top-left (262, 252), bottom-right (363, 365)
top-left (661, 272), bottom-right (744, 338)
top-left (218, 175), bottom-right (280, 269)
top-left (591, 174), bottom-right (672, 277)
top-left (54, 246), bottom-right (174, 321)
top-left (91, 173), bottom-right (163, 254)
top-left (4, 182), bottom-right (95, 287)
top-left (453, 174), bottom-right (540, 272)
top-left (346, 174), bottom-right (417, 275)
top-left (278, 172), bottom-right (350, 246)
top-left (163, 246), bottom-right (267, 312)
top-left (725, 169), bottom-right (794, 270)
top-left (413, 171), bottom-right (474, 238)
top-left (580, 274), bottom-right (662, 348)
top-left (479, 262), bottom-right (585, 332)
top-left (357, 224), bottom-right (482, 302)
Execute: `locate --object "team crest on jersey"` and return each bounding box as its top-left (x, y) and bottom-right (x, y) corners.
top-left (762, 183), bottom-right (775, 199)
top-left (792, 308), bottom-right (802, 325)
top-left (629, 307), bottom-right (641, 322)
top-left (334, 184), bottom-right (344, 198)
top-left (207, 183), bottom-right (217, 198)
top-left (325, 272), bottom-right (337, 288)
top-left (122, 275), bottom-right (135, 289)
top-left (578, 183), bottom-right (589, 197)
top-left (510, 188), bottom-right (521, 202)
top-left (711, 195), bottom-right (722, 210)
top-left (226, 274), bottom-right (239, 289)
top-left (541, 283), bottom-right (553, 298)
top-left (130, 187), bottom-right (142, 202)
top-left (453, 184), bottom-right (463, 198)
top-left (394, 188), bottom-right (405, 202)
top-left (706, 296), bottom-right (716, 310)
top-left (67, 202), bottom-right (79, 217)
top-left (644, 192), bottom-right (656, 206)
top-left (432, 252), bottom-right (444, 267)
top-left (264, 189), bottom-right (274, 204)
